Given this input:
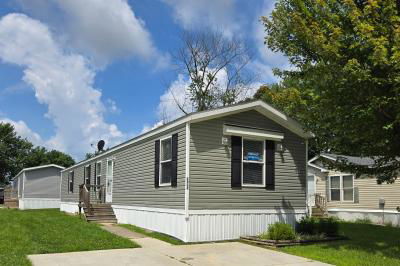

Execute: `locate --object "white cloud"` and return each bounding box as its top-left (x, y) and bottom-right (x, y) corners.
top-left (250, 0), bottom-right (290, 84)
top-left (162, 0), bottom-right (240, 38)
top-left (0, 118), bottom-right (44, 147)
top-left (0, 13), bottom-right (124, 158)
top-left (106, 99), bottom-right (121, 114)
top-left (16, 0), bottom-right (170, 68)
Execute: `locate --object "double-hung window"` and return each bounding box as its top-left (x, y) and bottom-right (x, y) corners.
top-left (68, 171), bottom-right (74, 193)
top-left (84, 165), bottom-right (91, 185)
top-left (242, 139), bottom-right (265, 186)
top-left (95, 162), bottom-right (101, 185)
top-left (160, 137), bottom-right (172, 186)
top-left (329, 175), bottom-right (354, 201)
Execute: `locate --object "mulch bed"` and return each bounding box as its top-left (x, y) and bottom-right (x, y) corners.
top-left (240, 235), bottom-right (348, 247)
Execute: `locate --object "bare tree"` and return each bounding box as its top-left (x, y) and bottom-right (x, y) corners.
top-left (172, 30), bottom-right (254, 114)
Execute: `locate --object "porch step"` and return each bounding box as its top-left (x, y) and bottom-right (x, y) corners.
top-left (82, 204), bottom-right (117, 224)
top-left (311, 207), bottom-right (328, 218)
top-left (4, 199), bottom-right (18, 208)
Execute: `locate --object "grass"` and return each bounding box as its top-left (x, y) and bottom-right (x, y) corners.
top-left (281, 222), bottom-right (400, 266)
top-left (0, 208), bottom-right (138, 266)
top-left (119, 224), bottom-right (185, 245)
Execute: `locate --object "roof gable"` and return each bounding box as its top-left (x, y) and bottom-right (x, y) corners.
top-left (63, 100), bottom-right (312, 172)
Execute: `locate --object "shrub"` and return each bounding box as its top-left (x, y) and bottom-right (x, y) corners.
top-left (296, 216), bottom-right (318, 235)
top-left (261, 222), bottom-right (296, 240)
top-left (355, 217), bottom-right (372, 224)
top-left (318, 217), bottom-right (339, 236)
top-left (296, 216), bottom-right (339, 236)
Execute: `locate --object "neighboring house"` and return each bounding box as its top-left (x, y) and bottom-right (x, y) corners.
top-left (60, 100), bottom-right (313, 242)
top-left (308, 153), bottom-right (400, 225)
top-left (10, 164), bottom-right (64, 209)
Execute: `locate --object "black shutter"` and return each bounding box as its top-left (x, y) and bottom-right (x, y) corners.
top-left (88, 165), bottom-right (91, 185)
top-left (265, 140), bottom-right (275, 190)
top-left (71, 171), bottom-right (74, 193)
top-left (155, 140), bottom-right (160, 188)
top-left (171, 133), bottom-right (178, 187)
top-left (67, 174), bottom-right (70, 194)
top-left (231, 136), bottom-right (242, 188)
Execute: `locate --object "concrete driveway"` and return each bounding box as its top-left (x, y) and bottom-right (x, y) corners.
top-left (29, 225), bottom-right (330, 266)
top-left (29, 237), bottom-right (330, 266)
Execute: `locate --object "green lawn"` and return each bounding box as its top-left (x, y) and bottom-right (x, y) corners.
top-left (119, 224), bottom-right (185, 245)
top-left (281, 222), bottom-right (400, 266)
top-left (0, 208), bottom-right (138, 266)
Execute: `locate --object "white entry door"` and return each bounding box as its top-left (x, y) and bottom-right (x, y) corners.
top-left (106, 159), bottom-right (114, 203)
top-left (307, 175), bottom-right (316, 206)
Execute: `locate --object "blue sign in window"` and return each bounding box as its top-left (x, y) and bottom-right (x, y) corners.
top-left (246, 152), bottom-right (260, 161)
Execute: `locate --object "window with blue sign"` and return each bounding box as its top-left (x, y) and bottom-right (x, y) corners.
top-left (242, 139), bottom-right (264, 186)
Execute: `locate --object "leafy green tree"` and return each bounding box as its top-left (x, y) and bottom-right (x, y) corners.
top-left (262, 0), bottom-right (400, 183)
top-left (25, 147), bottom-right (75, 168)
top-left (0, 123), bottom-right (33, 184)
top-left (0, 122), bottom-right (75, 184)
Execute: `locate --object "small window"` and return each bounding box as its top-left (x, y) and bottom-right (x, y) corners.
top-left (84, 165), bottom-right (91, 185)
top-left (95, 162), bottom-right (101, 186)
top-left (330, 176), bottom-right (340, 201)
top-left (330, 175), bottom-right (354, 202)
top-left (68, 171), bottom-right (74, 193)
top-left (343, 175), bottom-right (354, 201)
top-left (160, 137), bottom-right (172, 185)
top-left (242, 139), bottom-right (265, 186)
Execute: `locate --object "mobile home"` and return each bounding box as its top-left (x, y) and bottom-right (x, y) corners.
top-left (9, 164), bottom-right (64, 209)
top-left (60, 100), bottom-right (312, 242)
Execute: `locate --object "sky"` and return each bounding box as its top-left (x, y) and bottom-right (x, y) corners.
top-left (0, 0), bottom-right (289, 160)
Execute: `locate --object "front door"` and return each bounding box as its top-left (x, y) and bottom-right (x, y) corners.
top-left (307, 175), bottom-right (315, 206)
top-left (106, 159), bottom-right (113, 203)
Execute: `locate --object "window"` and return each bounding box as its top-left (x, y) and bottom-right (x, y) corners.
top-left (84, 165), bottom-right (91, 185)
top-left (160, 137), bottom-right (172, 186)
top-left (343, 175), bottom-right (354, 201)
top-left (95, 162), bottom-right (101, 186)
top-left (242, 139), bottom-right (265, 186)
top-left (329, 175), bottom-right (354, 201)
top-left (68, 171), bottom-right (74, 193)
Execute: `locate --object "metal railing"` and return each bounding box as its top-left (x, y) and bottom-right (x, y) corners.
top-left (79, 184), bottom-right (105, 215)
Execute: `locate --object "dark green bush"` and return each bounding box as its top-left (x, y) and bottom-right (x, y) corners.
top-left (260, 222), bottom-right (296, 240)
top-left (296, 216), bottom-right (339, 236)
top-left (296, 216), bottom-right (318, 235)
top-left (318, 217), bottom-right (339, 236)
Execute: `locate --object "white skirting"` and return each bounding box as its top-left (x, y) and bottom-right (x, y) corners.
top-left (328, 208), bottom-right (400, 227)
top-left (112, 205), bottom-right (186, 241)
top-left (19, 198), bottom-right (60, 210)
top-left (112, 205), bottom-right (306, 243)
top-left (60, 201), bottom-right (79, 214)
top-left (187, 209), bottom-right (306, 242)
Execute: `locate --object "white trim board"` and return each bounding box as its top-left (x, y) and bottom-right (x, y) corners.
top-left (328, 208), bottom-right (400, 214)
top-left (223, 124), bottom-right (284, 141)
top-left (62, 100), bottom-right (313, 172)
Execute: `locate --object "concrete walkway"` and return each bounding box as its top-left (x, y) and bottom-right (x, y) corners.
top-left (28, 224), bottom-right (331, 266)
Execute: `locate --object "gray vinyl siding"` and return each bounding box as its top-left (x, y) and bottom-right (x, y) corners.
top-left (189, 110), bottom-right (307, 210)
top-left (24, 167), bottom-right (61, 198)
top-left (61, 125), bottom-right (186, 209)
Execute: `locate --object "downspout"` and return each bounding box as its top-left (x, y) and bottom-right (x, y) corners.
top-left (184, 121), bottom-right (191, 241)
